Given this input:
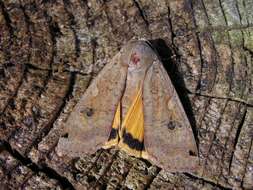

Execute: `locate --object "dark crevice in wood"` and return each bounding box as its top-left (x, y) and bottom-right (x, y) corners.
top-left (143, 167), bottom-right (161, 190)
top-left (189, 1), bottom-right (205, 93)
top-left (218, 0), bottom-right (228, 26)
top-left (203, 100), bottom-right (229, 172)
top-left (241, 136), bottom-right (253, 188)
top-left (41, 0), bottom-right (55, 4)
top-left (235, 0), bottom-right (243, 25)
top-left (132, 0), bottom-right (150, 28)
top-left (216, 103), bottom-right (242, 183)
top-left (48, 20), bottom-right (62, 38)
top-left (184, 173), bottom-right (232, 190)
top-left (25, 63), bottom-right (52, 71)
top-left (199, 0), bottom-right (211, 24)
top-left (0, 0), bottom-right (14, 39)
top-left (64, 70), bottom-right (91, 76)
top-left (0, 140), bottom-right (75, 190)
top-left (228, 108), bottom-right (247, 173)
top-left (189, 91), bottom-right (253, 107)
top-left (243, 47), bottom-right (253, 58)
top-left (167, 6), bottom-right (177, 47)
top-left (193, 0), bottom-right (220, 94)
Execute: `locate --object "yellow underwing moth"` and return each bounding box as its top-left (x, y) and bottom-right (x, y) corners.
top-left (57, 40), bottom-right (199, 172)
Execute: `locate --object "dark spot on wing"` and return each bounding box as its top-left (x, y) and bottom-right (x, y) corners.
top-left (108, 128), bottom-right (118, 141)
top-left (167, 121), bottom-right (176, 130)
top-left (62, 133), bottom-right (68, 138)
top-left (122, 129), bottom-right (144, 151)
top-left (86, 108), bottom-right (94, 117)
top-left (189, 150), bottom-right (197, 156)
top-left (80, 107), bottom-right (94, 117)
top-left (167, 121), bottom-right (182, 130)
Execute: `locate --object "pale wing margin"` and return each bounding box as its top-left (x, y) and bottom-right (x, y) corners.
top-left (57, 53), bottom-right (128, 157)
top-left (143, 60), bottom-right (199, 172)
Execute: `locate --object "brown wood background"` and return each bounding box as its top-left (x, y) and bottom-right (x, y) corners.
top-left (0, 0), bottom-right (252, 189)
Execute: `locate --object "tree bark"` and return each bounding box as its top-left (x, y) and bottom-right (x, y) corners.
top-left (0, 0), bottom-right (252, 189)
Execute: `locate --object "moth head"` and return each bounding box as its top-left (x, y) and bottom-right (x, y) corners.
top-left (120, 41), bottom-right (157, 71)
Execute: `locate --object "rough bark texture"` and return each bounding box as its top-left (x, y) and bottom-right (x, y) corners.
top-left (0, 0), bottom-right (252, 189)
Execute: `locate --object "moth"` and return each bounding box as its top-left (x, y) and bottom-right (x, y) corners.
top-left (57, 40), bottom-right (199, 172)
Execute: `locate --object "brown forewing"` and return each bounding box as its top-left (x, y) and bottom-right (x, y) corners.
top-left (143, 59), bottom-right (199, 172)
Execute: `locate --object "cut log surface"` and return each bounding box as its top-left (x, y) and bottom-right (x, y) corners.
top-left (0, 0), bottom-right (252, 189)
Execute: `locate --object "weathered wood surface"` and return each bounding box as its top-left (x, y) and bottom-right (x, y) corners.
top-left (0, 0), bottom-right (252, 189)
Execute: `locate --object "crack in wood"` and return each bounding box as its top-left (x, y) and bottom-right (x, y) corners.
top-left (0, 140), bottom-right (74, 189)
top-left (228, 108), bottom-right (247, 173)
top-left (202, 99), bottom-right (229, 175)
top-left (0, 0), bottom-right (14, 39)
top-left (216, 103), bottom-right (243, 184)
top-left (132, 0), bottom-right (150, 28)
top-left (241, 136), bottom-right (253, 188)
top-left (189, 92), bottom-right (253, 107)
top-left (184, 173), bottom-right (232, 189)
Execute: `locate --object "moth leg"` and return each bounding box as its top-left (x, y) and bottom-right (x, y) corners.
top-left (118, 88), bottom-right (146, 158)
top-left (102, 103), bottom-right (121, 149)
